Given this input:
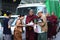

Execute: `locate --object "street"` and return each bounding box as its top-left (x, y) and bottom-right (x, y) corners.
top-left (53, 31), bottom-right (60, 40)
top-left (22, 31), bottom-right (26, 40)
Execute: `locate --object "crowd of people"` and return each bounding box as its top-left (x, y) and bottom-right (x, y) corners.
top-left (3, 9), bottom-right (58, 40)
top-left (46, 12), bottom-right (57, 40)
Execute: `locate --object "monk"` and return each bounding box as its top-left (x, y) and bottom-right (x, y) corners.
top-left (50, 12), bottom-right (57, 38)
top-left (46, 13), bottom-right (53, 40)
top-left (26, 9), bottom-right (38, 40)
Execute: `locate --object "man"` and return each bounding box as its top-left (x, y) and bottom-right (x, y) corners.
top-left (37, 10), bottom-right (47, 40)
top-left (50, 12), bottom-right (57, 38)
top-left (3, 11), bottom-right (12, 40)
top-left (26, 9), bottom-right (38, 40)
top-left (36, 19), bottom-right (46, 40)
top-left (46, 13), bottom-right (53, 40)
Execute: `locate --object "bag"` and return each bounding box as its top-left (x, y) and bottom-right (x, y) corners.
top-left (33, 24), bottom-right (38, 33)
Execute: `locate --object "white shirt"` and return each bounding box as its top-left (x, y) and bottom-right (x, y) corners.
top-left (34, 24), bottom-right (45, 33)
top-left (37, 24), bottom-right (42, 33)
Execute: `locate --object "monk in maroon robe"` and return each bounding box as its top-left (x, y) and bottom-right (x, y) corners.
top-left (26, 9), bottom-right (38, 40)
top-left (46, 13), bottom-right (53, 40)
top-left (50, 12), bottom-right (57, 37)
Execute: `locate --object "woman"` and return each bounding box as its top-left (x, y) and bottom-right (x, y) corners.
top-left (14, 15), bottom-right (24, 40)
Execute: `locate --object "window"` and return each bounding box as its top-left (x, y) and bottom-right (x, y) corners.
top-left (17, 7), bottom-right (37, 15)
top-left (16, 6), bottom-right (47, 15)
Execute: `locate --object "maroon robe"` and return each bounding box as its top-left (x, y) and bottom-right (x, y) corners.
top-left (50, 15), bottom-right (57, 36)
top-left (26, 15), bottom-right (38, 40)
top-left (47, 16), bottom-right (53, 38)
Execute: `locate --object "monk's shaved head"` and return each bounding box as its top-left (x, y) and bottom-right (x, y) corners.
top-left (29, 9), bottom-right (34, 16)
top-left (52, 12), bottom-right (55, 15)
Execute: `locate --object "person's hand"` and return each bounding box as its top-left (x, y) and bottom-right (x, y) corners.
top-left (40, 23), bottom-right (45, 27)
top-left (34, 29), bottom-right (37, 33)
top-left (14, 27), bottom-right (17, 30)
top-left (8, 25), bottom-right (11, 28)
top-left (26, 24), bottom-right (31, 26)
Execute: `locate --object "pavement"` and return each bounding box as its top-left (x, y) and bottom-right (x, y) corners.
top-left (0, 30), bottom-right (60, 40)
top-left (0, 22), bottom-right (60, 40)
top-left (22, 31), bottom-right (26, 40)
top-left (52, 31), bottom-right (60, 40)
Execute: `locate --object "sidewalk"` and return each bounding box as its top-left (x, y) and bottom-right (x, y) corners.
top-left (53, 31), bottom-right (60, 40)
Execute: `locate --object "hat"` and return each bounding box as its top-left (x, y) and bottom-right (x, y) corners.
top-left (36, 10), bottom-right (43, 15)
top-left (37, 10), bottom-right (43, 13)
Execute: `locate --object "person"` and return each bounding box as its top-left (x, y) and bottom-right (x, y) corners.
top-left (14, 15), bottom-right (24, 40)
top-left (0, 23), bottom-right (3, 40)
top-left (58, 18), bottom-right (60, 32)
top-left (3, 11), bottom-right (12, 40)
top-left (36, 19), bottom-right (46, 40)
top-left (26, 9), bottom-right (38, 40)
top-left (50, 12), bottom-right (57, 38)
top-left (37, 10), bottom-right (47, 40)
top-left (46, 13), bottom-right (53, 40)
